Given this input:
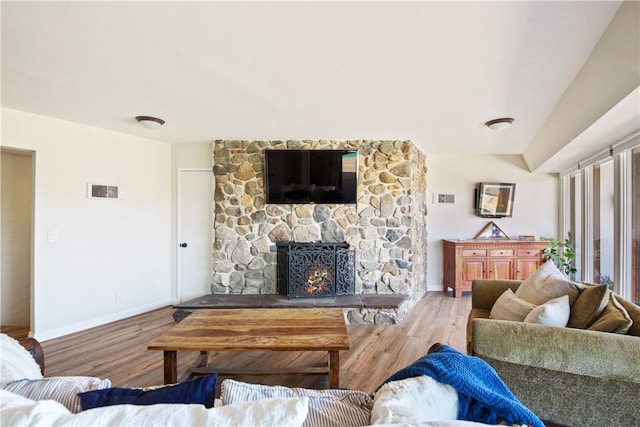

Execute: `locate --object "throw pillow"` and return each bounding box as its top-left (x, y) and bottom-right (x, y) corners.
top-left (0, 334), bottom-right (44, 383)
top-left (514, 261), bottom-right (581, 305)
top-left (220, 379), bottom-right (372, 427)
top-left (1, 376), bottom-right (111, 413)
top-left (615, 296), bottom-right (640, 336)
top-left (567, 284), bottom-right (609, 329)
top-left (490, 289), bottom-right (536, 321)
top-left (0, 389), bottom-right (309, 427)
top-left (588, 291), bottom-right (633, 334)
top-left (78, 373), bottom-right (217, 410)
top-left (523, 295), bottom-right (570, 327)
top-left (370, 375), bottom-right (458, 424)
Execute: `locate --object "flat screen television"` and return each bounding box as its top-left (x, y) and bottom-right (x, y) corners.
top-left (264, 149), bottom-right (358, 204)
top-left (475, 182), bottom-right (516, 218)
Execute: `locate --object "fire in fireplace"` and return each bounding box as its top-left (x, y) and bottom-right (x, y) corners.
top-left (277, 242), bottom-right (355, 298)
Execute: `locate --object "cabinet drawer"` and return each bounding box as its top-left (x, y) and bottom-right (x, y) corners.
top-left (490, 249), bottom-right (513, 257)
top-left (462, 249), bottom-right (486, 257)
top-left (518, 249), bottom-right (541, 257)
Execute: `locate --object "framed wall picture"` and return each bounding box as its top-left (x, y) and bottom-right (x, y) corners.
top-left (475, 182), bottom-right (516, 218)
top-left (474, 221), bottom-right (510, 239)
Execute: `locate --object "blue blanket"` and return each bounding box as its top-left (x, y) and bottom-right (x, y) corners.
top-left (377, 344), bottom-right (544, 427)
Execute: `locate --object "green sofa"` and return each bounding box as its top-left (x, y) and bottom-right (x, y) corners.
top-left (467, 279), bottom-right (640, 427)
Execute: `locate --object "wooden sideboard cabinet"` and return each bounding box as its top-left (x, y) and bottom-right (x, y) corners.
top-left (442, 239), bottom-right (548, 297)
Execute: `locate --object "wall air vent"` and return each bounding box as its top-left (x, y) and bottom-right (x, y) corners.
top-left (432, 193), bottom-right (455, 204)
top-left (87, 183), bottom-right (124, 199)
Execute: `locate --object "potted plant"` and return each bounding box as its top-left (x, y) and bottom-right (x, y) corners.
top-left (541, 232), bottom-right (577, 279)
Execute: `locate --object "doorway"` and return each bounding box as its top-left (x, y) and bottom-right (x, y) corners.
top-left (1, 148), bottom-right (34, 334)
top-left (177, 168), bottom-right (213, 302)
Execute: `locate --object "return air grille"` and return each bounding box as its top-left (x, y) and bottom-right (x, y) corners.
top-left (432, 193), bottom-right (455, 204)
top-left (87, 183), bottom-right (123, 199)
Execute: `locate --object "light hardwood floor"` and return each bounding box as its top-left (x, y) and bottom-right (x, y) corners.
top-left (40, 291), bottom-right (471, 395)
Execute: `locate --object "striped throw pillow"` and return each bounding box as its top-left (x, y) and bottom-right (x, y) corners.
top-left (1, 376), bottom-right (111, 413)
top-left (220, 379), bottom-right (372, 427)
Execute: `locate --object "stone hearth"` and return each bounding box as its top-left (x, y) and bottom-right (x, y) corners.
top-left (173, 293), bottom-right (407, 324)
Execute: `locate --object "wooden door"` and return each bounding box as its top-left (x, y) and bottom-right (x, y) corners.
top-left (461, 258), bottom-right (487, 285)
top-left (488, 248), bottom-right (514, 279)
top-left (516, 258), bottom-right (542, 281)
top-left (489, 258), bottom-right (514, 279)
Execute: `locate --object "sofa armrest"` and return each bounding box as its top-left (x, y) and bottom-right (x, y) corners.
top-left (471, 279), bottom-right (522, 311)
top-left (471, 318), bottom-right (640, 383)
top-left (19, 337), bottom-right (44, 375)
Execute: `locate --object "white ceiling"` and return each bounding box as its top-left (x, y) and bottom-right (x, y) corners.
top-left (2, 1), bottom-right (637, 172)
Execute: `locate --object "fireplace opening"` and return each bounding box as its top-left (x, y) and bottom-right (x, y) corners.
top-left (277, 242), bottom-right (355, 298)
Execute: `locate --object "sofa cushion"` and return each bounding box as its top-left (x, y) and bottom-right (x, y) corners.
top-left (567, 284), bottom-right (609, 329)
top-left (1, 376), bottom-right (111, 413)
top-left (524, 295), bottom-right (570, 327)
top-left (490, 289), bottom-right (535, 321)
top-left (514, 261), bottom-right (581, 306)
top-left (588, 291), bottom-right (633, 334)
top-left (78, 373), bottom-right (217, 410)
top-left (0, 334), bottom-right (43, 383)
top-left (615, 296), bottom-right (640, 336)
top-left (370, 375), bottom-right (458, 424)
top-left (220, 379), bottom-right (372, 427)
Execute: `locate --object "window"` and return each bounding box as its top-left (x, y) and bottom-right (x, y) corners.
top-left (561, 135), bottom-right (639, 304)
top-left (593, 160), bottom-right (614, 288)
top-left (568, 174), bottom-right (582, 280)
top-left (633, 149), bottom-right (640, 303)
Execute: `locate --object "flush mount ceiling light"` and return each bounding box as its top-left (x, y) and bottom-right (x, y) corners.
top-left (485, 117), bottom-right (514, 131)
top-left (135, 115), bottom-right (165, 129)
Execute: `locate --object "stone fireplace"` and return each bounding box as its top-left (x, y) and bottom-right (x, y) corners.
top-left (276, 242), bottom-right (355, 298)
top-left (212, 139), bottom-right (427, 324)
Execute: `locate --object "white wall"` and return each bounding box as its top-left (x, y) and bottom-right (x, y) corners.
top-left (1, 108), bottom-right (172, 341)
top-left (426, 154), bottom-right (559, 291)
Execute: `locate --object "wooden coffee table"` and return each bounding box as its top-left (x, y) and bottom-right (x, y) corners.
top-left (148, 307), bottom-right (350, 388)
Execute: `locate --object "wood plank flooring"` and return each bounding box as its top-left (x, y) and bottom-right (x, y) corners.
top-left (40, 291), bottom-right (471, 395)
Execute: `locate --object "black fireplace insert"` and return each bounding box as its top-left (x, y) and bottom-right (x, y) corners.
top-left (276, 242), bottom-right (355, 298)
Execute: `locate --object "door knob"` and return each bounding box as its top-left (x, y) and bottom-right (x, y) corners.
top-left (179, 243), bottom-right (188, 248)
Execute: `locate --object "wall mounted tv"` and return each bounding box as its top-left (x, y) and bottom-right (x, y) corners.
top-left (264, 149), bottom-right (358, 204)
top-left (475, 182), bottom-right (516, 218)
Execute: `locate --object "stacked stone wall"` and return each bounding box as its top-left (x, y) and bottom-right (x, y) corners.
top-left (212, 139), bottom-right (427, 324)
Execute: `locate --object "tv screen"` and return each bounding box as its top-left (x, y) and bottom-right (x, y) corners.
top-left (264, 149), bottom-right (358, 204)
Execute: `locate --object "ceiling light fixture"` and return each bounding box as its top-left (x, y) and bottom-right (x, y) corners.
top-left (135, 115), bottom-right (165, 129)
top-left (485, 117), bottom-right (514, 131)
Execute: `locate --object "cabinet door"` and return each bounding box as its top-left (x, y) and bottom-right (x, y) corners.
top-left (461, 258), bottom-right (486, 284)
top-left (488, 248), bottom-right (514, 279)
top-left (489, 258), bottom-right (514, 279)
top-left (516, 258), bottom-right (542, 280)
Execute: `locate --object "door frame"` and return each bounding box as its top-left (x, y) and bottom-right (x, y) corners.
top-left (0, 147), bottom-right (36, 335)
top-left (176, 167), bottom-right (213, 303)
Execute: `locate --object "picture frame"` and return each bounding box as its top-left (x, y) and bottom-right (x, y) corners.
top-left (474, 221), bottom-right (510, 239)
top-left (475, 182), bottom-right (516, 218)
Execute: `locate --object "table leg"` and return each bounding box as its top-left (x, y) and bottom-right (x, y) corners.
top-left (328, 350), bottom-right (340, 388)
top-left (163, 350), bottom-right (177, 384)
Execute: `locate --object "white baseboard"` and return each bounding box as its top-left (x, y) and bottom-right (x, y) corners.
top-left (33, 299), bottom-right (172, 342)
